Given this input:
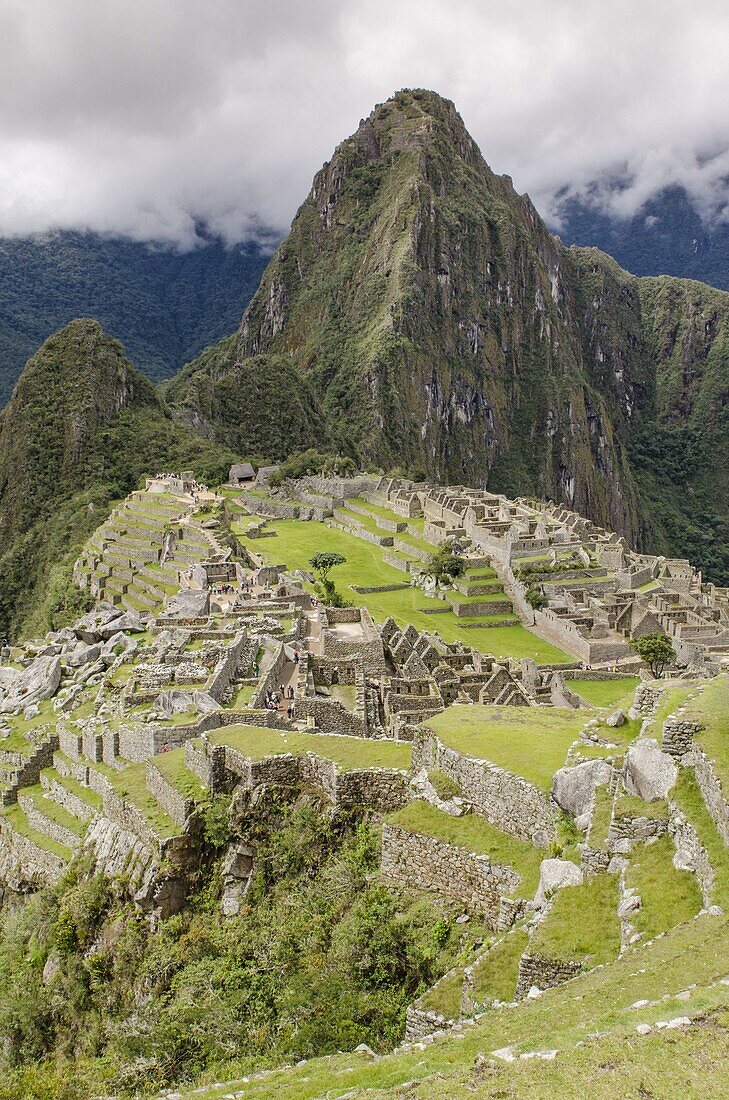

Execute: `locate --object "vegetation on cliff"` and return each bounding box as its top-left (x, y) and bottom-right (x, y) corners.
top-left (0, 796), bottom-right (479, 1098)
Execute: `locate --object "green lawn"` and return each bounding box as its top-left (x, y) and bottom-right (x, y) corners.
top-left (109, 764), bottom-right (181, 840)
top-left (153, 747), bottom-right (207, 802)
top-left (626, 835), bottom-right (702, 939)
top-left (224, 684), bottom-right (256, 709)
top-left (234, 517), bottom-right (570, 663)
top-left (530, 875), bottom-right (621, 966)
top-left (388, 801), bottom-right (542, 896)
top-left (1, 804), bottom-right (73, 860)
top-left (425, 704), bottom-right (586, 790)
top-left (571, 677), bottom-right (640, 709)
top-left (417, 967), bottom-right (465, 1019)
top-left (207, 725), bottom-right (412, 772)
top-left (672, 769), bottom-right (729, 910)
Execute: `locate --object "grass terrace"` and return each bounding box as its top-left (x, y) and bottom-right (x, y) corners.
top-left (470, 928), bottom-right (529, 1004)
top-left (387, 800), bottom-right (542, 897)
top-left (671, 769), bottom-right (729, 910)
top-left (152, 747), bottom-right (207, 802)
top-left (626, 834), bottom-right (702, 938)
top-left (233, 517), bottom-right (571, 663)
top-left (684, 676), bottom-right (729, 787)
top-left (570, 676), bottom-right (640, 709)
top-left (1, 804), bottom-right (73, 860)
top-left (529, 875), bottom-right (621, 967)
top-left (108, 763), bottom-right (182, 840)
top-left (206, 725), bottom-right (412, 772)
top-left (425, 704), bottom-right (587, 791)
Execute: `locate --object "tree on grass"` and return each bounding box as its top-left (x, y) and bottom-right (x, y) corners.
top-left (309, 551), bottom-right (348, 606)
top-left (525, 584), bottom-right (548, 611)
top-left (629, 632), bottom-right (676, 678)
top-left (423, 542), bottom-right (466, 589)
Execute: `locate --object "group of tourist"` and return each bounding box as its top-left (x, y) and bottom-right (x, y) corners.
top-left (264, 685), bottom-right (296, 721)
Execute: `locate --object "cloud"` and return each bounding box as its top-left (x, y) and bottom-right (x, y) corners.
top-left (0, 0), bottom-right (728, 246)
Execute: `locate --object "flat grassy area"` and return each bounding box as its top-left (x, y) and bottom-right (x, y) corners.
top-left (470, 928), bottom-right (529, 1003)
top-left (650, 681), bottom-right (699, 731)
top-left (388, 801), bottom-right (542, 897)
top-left (207, 725), bottom-right (412, 772)
top-left (176, 913), bottom-right (729, 1100)
top-left (153, 747), bottom-right (206, 802)
top-left (588, 784), bottom-right (614, 848)
top-left (425, 704), bottom-right (586, 791)
top-left (530, 875), bottom-right (621, 966)
top-left (41, 768), bottom-right (103, 812)
top-left (686, 676), bottom-right (729, 788)
top-left (570, 676), bottom-right (640, 709)
top-left (613, 793), bottom-right (670, 824)
top-left (234, 517), bottom-right (570, 663)
top-left (223, 684), bottom-right (256, 710)
top-left (627, 835), bottom-right (702, 938)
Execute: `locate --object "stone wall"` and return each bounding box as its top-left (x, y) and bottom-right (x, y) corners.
top-left (662, 719), bottom-right (703, 758)
top-left (668, 806), bottom-right (714, 906)
top-left (381, 823), bottom-right (524, 927)
top-left (515, 952), bottom-right (583, 997)
top-left (146, 762), bottom-right (195, 828)
top-left (1, 735), bottom-right (58, 806)
top-left (691, 748), bottom-right (729, 846)
top-left (414, 730), bottom-right (556, 845)
top-left (405, 1004), bottom-right (455, 1040)
top-left (294, 696), bottom-right (369, 738)
top-left (17, 793), bottom-right (79, 850)
top-left (0, 820), bottom-right (67, 889)
top-left (207, 632), bottom-right (248, 703)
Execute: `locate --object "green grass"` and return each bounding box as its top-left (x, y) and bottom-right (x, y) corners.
top-left (153, 747), bottom-right (207, 802)
top-left (650, 681), bottom-right (699, 732)
top-left (233, 517), bottom-right (570, 663)
top-left (428, 768), bottom-right (461, 800)
top-left (387, 801), bottom-right (542, 897)
top-left (207, 725), bottom-right (412, 772)
top-left (425, 704), bottom-right (586, 791)
top-left (470, 928), bottom-right (529, 1003)
top-left (223, 683), bottom-right (256, 710)
top-left (41, 767), bottom-right (103, 812)
top-left (172, 912), bottom-right (729, 1100)
top-left (530, 875), bottom-right (621, 966)
top-left (626, 835), bottom-right (702, 938)
top-left (588, 784), bottom-right (614, 848)
top-left (613, 793), bottom-right (670, 823)
top-left (570, 676), bottom-right (640, 709)
top-left (1, 804), bottom-right (73, 860)
top-left (672, 769), bottom-right (729, 910)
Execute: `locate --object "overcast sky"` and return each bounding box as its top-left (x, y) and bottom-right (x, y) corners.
top-left (2, 0), bottom-right (728, 247)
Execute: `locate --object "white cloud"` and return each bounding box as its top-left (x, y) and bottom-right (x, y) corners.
top-left (0, 0), bottom-right (728, 245)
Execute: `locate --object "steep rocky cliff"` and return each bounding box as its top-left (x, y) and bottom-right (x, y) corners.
top-left (167, 90), bottom-right (727, 579)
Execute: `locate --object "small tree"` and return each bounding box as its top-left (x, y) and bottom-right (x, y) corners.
top-left (629, 632), bottom-right (676, 678)
top-left (309, 551), bottom-right (347, 606)
top-left (424, 542), bottom-right (466, 589)
top-left (526, 584), bottom-right (548, 611)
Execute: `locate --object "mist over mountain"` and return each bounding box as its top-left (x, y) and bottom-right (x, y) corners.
top-left (554, 183), bottom-right (729, 292)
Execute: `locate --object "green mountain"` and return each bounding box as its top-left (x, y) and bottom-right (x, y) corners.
top-left (167, 89), bottom-right (728, 583)
top-left (0, 318), bottom-right (237, 638)
top-left (0, 229), bottom-right (268, 406)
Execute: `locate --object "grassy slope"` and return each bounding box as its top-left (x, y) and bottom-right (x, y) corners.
top-left (174, 912), bottom-right (729, 1099)
top-left (206, 726), bottom-right (412, 772)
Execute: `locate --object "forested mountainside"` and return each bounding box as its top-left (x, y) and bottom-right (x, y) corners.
top-left (166, 90), bottom-right (728, 584)
top-left (0, 230), bottom-right (268, 405)
top-left (0, 319), bottom-right (237, 639)
top-left (555, 183), bottom-right (729, 291)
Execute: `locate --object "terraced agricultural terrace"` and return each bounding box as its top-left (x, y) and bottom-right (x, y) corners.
top-left (0, 467), bottom-right (727, 1098)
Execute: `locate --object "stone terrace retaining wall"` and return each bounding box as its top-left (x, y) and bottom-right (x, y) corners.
top-left (17, 794), bottom-right (79, 850)
top-left (691, 747), bottom-right (729, 846)
top-left (405, 1005), bottom-right (455, 1040)
top-left (146, 762), bottom-right (195, 828)
top-left (668, 806), bottom-right (715, 906)
top-left (295, 696), bottom-right (368, 738)
top-left (662, 719), bottom-right (703, 757)
top-left (414, 730), bottom-right (556, 845)
top-left (207, 633), bottom-right (248, 703)
top-left (381, 823), bottom-right (524, 928)
top-left (515, 952), bottom-right (583, 997)
top-left (0, 821), bottom-right (67, 888)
